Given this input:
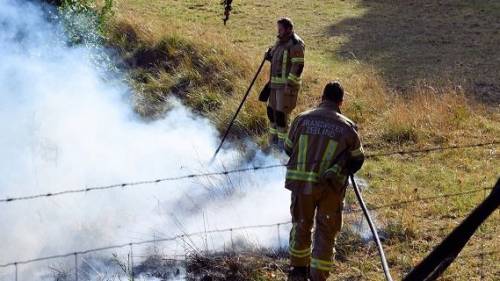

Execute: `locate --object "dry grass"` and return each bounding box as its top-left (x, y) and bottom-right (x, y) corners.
top-left (106, 18), bottom-right (269, 140)
top-left (87, 0), bottom-right (500, 280)
top-left (104, 10), bottom-right (499, 148)
top-left (328, 0), bottom-right (500, 104)
top-left (185, 253), bottom-right (288, 281)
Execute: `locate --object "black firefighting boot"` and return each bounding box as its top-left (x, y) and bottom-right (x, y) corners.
top-left (287, 266), bottom-right (309, 281)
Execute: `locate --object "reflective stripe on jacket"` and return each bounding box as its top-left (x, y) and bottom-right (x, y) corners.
top-left (269, 33), bottom-right (305, 90)
top-left (284, 101), bottom-right (364, 194)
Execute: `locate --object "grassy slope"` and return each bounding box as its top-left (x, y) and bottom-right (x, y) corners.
top-left (100, 0), bottom-right (499, 280)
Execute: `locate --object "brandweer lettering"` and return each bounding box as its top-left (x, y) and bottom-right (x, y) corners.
top-left (302, 119), bottom-right (344, 138)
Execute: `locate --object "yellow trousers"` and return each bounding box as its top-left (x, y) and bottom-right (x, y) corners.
top-left (289, 184), bottom-right (346, 281)
top-left (267, 87), bottom-right (298, 144)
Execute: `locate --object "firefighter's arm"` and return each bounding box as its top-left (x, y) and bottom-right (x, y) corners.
top-left (284, 116), bottom-right (300, 157)
top-left (265, 46), bottom-right (273, 61)
top-left (287, 43), bottom-right (305, 88)
top-left (346, 129), bottom-right (365, 174)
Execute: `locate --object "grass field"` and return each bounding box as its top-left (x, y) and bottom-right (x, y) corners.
top-left (90, 0), bottom-right (500, 280)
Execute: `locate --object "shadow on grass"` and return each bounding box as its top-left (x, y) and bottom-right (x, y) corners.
top-left (327, 0), bottom-right (500, 103)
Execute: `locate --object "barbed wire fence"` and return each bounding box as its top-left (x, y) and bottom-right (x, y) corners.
top-left (1, 185), bottom-right (496, 281)
top-left (1, 141), bottom-right (497, 204)
top-left (0, 141), bottom-right (497, 280)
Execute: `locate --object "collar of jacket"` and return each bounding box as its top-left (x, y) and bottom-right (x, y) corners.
top-left (318, 100), bottom-right (341, 113)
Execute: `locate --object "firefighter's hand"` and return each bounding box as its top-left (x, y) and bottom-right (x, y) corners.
top-left (320, 170), bottom-right (347, 193)
top-left (320, 170), bottom-right (337, 186)
top-left (265, 47), bottom-right (273, 61)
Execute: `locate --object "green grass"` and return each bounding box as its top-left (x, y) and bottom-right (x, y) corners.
top-left (88, 0), bottom-right (500, 280)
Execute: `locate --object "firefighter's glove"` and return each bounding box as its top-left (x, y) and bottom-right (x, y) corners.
top-left (346, 157), bottom-right (365, 175)
top-left (265, 47), bottom-right (273, 61)
top-left (320, 165), bottom-right (347, 193)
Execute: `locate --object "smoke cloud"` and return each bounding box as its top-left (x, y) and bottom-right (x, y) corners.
top-left (0, 0), bottom-right (290, 279)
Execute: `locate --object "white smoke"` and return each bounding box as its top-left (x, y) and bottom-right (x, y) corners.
top-left (0, 0), bottom-right (290, 279)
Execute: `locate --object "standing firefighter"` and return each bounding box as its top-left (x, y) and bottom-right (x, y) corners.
top-left (263, 17), bottom-right (305, 149)
top-left (284, 82), bottom-right (365, 281)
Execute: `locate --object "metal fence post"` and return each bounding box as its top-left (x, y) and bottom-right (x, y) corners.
top-left (183, 236), bottom-right (187, 261)
top-left (129, 243), bottom-right (134, 281)
top-left (277, 223), bottom-right (281, 249)
top-left (14, 263), bottom-right (18, 281)
top-left (74, 253), bottom-right (78, 281)
top-left (230, 228), bottom-right (234, 252)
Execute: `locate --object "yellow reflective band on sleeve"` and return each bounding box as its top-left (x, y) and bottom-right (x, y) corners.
top-left (310, 258), bottom-right (334, 271)
top-left (278, 131), bottom-right (287, 140)
top-left (291, 57), bottom-right (304, 63)
top-left (351, 146), bottom-right (364, 157)
top-left (297, 135), bottom-right (308, 171)
top-left (323, 164), bottom-right (347, 184)
top-left (271, 76), bottom-right (287, 84)
top-left (324, 164), bottom-right (342, 175)
top-left (285, 137), bottom-right (293, 148)
top-left (319, 140), bottom-right (338, 174)
top-left (286, 170), bottom-right (319, 183)
top-left (269, 127), bottom-right (278, 135)
top-left (287, 73), bottom-right (302, 85)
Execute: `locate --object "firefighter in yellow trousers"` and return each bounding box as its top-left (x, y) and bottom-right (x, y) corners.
top-left (264, 17), bottom-right (305, 149)
top-left (284, 82), bottom-right (365, 281)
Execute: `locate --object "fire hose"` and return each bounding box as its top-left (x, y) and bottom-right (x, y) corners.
top-left (350, 174), bottom-right (394, 281)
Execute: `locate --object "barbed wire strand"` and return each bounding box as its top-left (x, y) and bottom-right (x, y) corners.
top-left (363, 187), bottom-right (494, 212)
top-left (98, 249), bottom-right (500, 265)
top-left (364, 141), bottom-right (497, 158)
top-left (0, 221), bottom-right (289, 268)
top-left (0, 186), bottom-right (494, 269)
top-left (1, 141), bottom-right (497, 204)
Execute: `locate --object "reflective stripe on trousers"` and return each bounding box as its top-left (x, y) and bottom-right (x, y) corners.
top-left (289, 185), bottom-right (346, 281)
